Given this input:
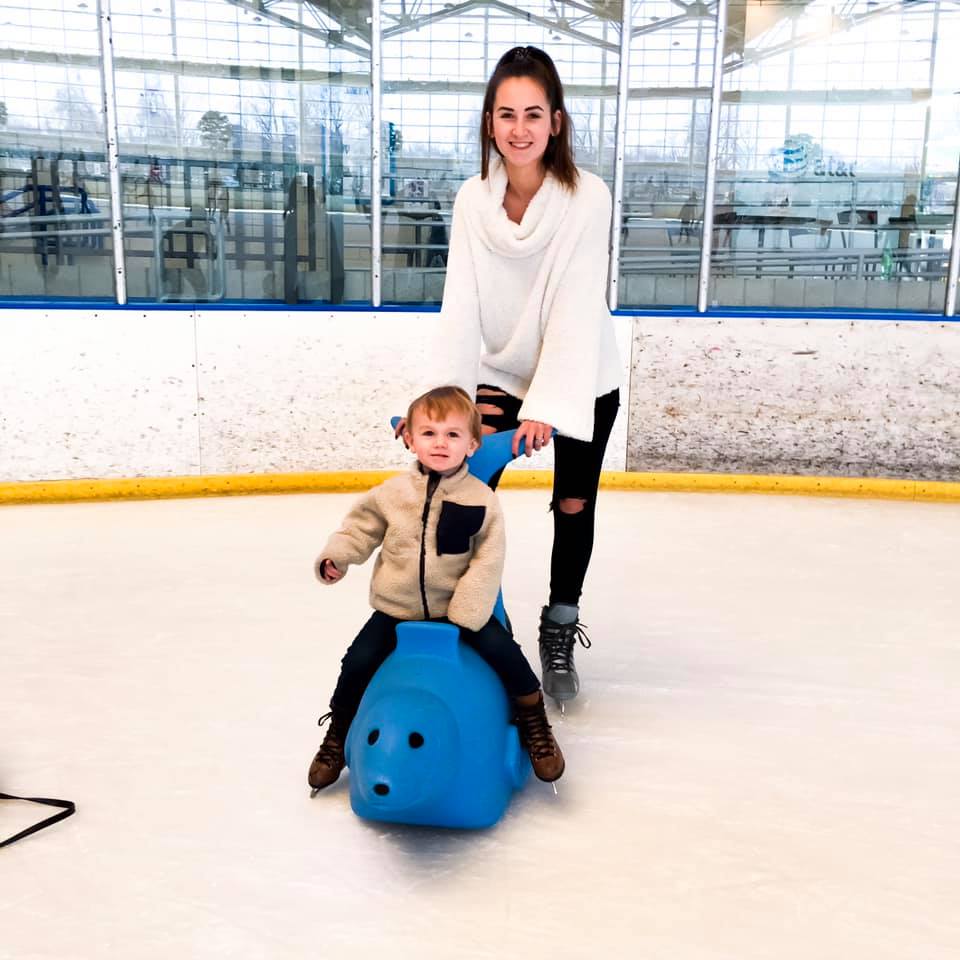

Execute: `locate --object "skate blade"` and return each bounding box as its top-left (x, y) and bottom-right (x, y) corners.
top-left (310, 787), bottom-right (320, 798)
top-left (552, 782), bottom-right (559, 796)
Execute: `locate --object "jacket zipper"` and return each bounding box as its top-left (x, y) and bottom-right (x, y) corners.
top-left (419, 473), bottom-right (440, 620)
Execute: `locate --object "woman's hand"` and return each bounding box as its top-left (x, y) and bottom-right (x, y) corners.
top-left (513, 419), bottom-right (553, 458)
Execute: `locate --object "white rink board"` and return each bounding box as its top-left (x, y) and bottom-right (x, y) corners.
top-left (0, 309), bottom-right (199, 480)
top-left (0, 309), bottom-right (631, 481)
top-left (629, 314), bottom-right (960, 480)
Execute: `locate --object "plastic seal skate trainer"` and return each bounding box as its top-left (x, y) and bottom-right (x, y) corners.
top-left (345, 621), bottom-right (531, 829)
top-left (338, 419), bottom-right (544, 829)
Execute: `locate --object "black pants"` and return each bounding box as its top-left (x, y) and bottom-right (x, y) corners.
top-left (330, 610), bottom-right (540, 727)
top-left (477, 385), bottom-right (620, 607)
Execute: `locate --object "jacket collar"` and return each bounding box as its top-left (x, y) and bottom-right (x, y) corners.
top-left (409, 458), bottom-right (472, 490)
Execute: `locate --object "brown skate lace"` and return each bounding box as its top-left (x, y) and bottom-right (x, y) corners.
top-left (313, 711), bottom-right (344, 765)
top-left (515, 704), bottom-right (557, 761)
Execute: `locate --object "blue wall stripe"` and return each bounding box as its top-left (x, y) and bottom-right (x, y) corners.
top-left (0, 297), bottom-right (954, 323)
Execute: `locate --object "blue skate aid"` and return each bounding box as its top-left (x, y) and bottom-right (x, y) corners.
top-left (345, 621), bottom-right (530, 829)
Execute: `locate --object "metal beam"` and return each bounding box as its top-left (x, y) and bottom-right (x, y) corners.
top-left (0, 47), bottom-right (369, 85)
top-left (945, 159), bottom-right (960, 317)
top-left (372, 0), bottom-right (383, 306)
top-left (382, 0), bottom-right (619, 52)
top-left (97, 0), bottom-right (127, 305)
top-left (725, 0), bottom-right (933, 75)
top-left (3, 46), bottom-right (930, 106)
top-left (607, 0), bottom-right (632, 309)
top-left (222, 0), bottom-right (370, 57)
top-left (696, 0), bottom-right (727, 313)
top-left (632, 12), bottom-right (706, 38)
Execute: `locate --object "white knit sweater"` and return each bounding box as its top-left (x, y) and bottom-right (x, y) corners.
top-left (424, 156), bottom-right (621, 443)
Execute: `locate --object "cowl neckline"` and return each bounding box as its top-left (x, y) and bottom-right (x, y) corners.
top-left (474, 155), bottom-right (571, 258)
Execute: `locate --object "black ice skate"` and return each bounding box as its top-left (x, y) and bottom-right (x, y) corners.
top-left (538, 607), bottom-right (592, 711)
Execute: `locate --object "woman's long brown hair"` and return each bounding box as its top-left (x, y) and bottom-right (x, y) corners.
top-left (480, 45), bottom-right (579, 191)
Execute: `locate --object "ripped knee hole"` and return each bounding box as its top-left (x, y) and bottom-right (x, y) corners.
top-left (556, 498), bottom-right (587, 514)
top-left (476, 388), bottom-right (508, 418)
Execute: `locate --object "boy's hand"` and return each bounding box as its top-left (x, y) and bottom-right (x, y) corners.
top-left (316, 558), bottom-right (344, 583)
top-left (513, 420), bottom-right (553, 457)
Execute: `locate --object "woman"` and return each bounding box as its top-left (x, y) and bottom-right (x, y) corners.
top-left (412, 45), bottom-right (621, 704)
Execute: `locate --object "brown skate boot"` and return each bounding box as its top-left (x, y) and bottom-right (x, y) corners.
top-left (308, 711), bottom-right (347, 792)
top-left (513, 692), bottom-right (565, 782)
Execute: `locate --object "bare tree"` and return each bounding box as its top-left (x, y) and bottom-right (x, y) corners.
top-left (135, 86), bottom-right (177, 147)
top-left (50, 83), bottom-right (100, 134)
top-left (243, 82), bottom-right (299, 156)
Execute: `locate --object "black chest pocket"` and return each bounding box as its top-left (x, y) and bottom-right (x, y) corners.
top-left (436, 502), bottom-right (486, 556)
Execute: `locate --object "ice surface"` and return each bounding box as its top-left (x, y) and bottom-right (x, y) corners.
top-left (2, 490), bottom-right (959, 959)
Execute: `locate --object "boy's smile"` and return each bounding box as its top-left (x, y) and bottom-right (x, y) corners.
top-left (404, 411), bottom-right (479, 475)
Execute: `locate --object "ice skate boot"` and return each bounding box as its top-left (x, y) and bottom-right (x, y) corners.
top-left (513, 692), bottom-right (565, 782)
top-left (308, 711), bottom-right (347, 794)
top-left (538, 605), bottom-right (592, 708)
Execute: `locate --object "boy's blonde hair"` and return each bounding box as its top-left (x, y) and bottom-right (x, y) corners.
top-left (406, 386), bottom-right (482, 443)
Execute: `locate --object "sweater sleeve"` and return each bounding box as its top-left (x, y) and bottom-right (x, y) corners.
top-left (445, 490), bottom-right (505, 632)
top-left (416, 187), bottom-right (482, 398)
top-left (314, 487), bottom-right (388, 582)
top-left (517, 179), bottom-right (612, 442)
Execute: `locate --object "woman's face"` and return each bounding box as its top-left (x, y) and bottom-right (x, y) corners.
top-left (488, 76), bottom-right (561, 173)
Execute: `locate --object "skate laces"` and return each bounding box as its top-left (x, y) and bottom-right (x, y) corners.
top-left (539, 618), bottom-right (591, 672)
top-left (515, 704), bottom-right (557, 760)
top-left (313, 711), bottom-right (344, 765)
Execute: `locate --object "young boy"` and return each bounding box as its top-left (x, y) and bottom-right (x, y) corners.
top-left (308, 386), bottom-right (564, 789)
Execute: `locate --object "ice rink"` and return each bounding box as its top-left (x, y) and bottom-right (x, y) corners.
top-left (3, 488), bottom-right (959, 959)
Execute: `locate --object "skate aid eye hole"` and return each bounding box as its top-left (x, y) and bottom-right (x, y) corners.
top-left (408, 732), bottom-right (425, 749)
top-left (367, 729), bottom-right (380, 745)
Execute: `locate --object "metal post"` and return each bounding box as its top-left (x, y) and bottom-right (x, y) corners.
top-left (945, 160), bottom-right (960, 316)
top-left (919, 0), bottom-right (940, 187)
top-left (370, 0), bottom-right (383, 306)
top-left (696, 0), bottom-right (728, 313)
top-left (171, 0), bottom-right (182, 156)
top-left (298, 0), bottom-right (306, 169)
top-left (597, 21), bottom-right (607, 180)
top-left (607, 0), bottom-right (633, 310)
top-left (97, 0), bottom-right (127, 304)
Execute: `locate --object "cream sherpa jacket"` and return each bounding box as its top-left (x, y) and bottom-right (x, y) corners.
top-left (315, 460), bottom-right (504, 632)
top-left (422, 156), bottom-right (621, 442)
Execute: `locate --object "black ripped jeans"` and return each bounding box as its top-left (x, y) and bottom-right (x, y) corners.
top-left (476, 386), bottom-right (621, 607)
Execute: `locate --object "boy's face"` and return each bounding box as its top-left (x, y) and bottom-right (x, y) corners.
top-left (404, 409), bottom-right (479, 473)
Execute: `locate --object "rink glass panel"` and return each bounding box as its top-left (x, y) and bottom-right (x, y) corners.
top-left (0, 1), bottom-right (115, 299)
top-left (379, 0), bottom-right (618, 305)
top-left (115, 0), bottom-right (372, 305)
top-left (1, 0), bottom-right (957, 312)
top-left (616, 0), bottom-right (713, 310)
top-left (704, 0), bottom-right (959, 313)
